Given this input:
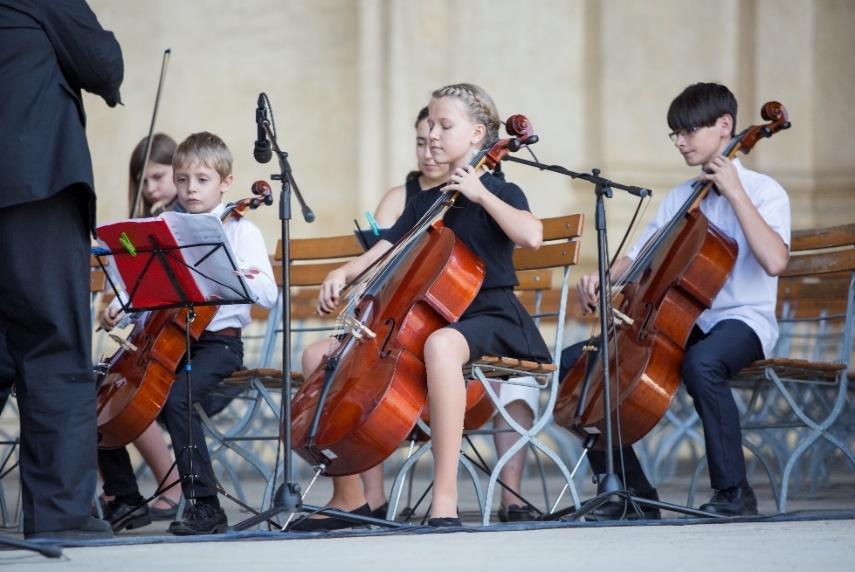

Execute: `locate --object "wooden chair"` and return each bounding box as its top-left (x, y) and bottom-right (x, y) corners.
top-left (386, 214), bottom-right (586, 525)
top-left (687, 223), bottom-right (855, 512)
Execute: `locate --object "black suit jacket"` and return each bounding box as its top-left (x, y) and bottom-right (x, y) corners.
top-left (0, 0), bottom-right (123, 219)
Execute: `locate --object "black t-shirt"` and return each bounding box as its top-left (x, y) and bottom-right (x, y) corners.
top-left (383, 172), bottom-right (529, 289)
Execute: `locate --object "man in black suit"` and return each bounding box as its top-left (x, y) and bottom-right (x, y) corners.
top-left (0, 0), bottom-right (123, 539)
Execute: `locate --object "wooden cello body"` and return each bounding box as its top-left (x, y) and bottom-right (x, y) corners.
top-left (96, 306), bottom-right (217, 448)
top-left (553, 210), bottom-right (736, 446)
top-left (291, 115), bottom-right (539, 475)
top-left (290, 221), bottom-right (485, 475)
top-left (554, 101), bottom-right (791, 448)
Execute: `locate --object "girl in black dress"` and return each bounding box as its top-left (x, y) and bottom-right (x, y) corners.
top-left (297, 83), bottom-right (549, 529)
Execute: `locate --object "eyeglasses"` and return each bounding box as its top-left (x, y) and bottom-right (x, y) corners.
top-left (667, 125), bottom-right (703, 142)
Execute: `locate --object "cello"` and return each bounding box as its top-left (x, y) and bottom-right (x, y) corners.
top-left (554, 102), bottom-right (791, 447)
top-left (96, 182), bottom-right (274, 448)
top-left (290, 116), bottom-right (538, 475)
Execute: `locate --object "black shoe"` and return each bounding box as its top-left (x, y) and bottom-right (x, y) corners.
top-left (371, 502), bottom-right (389, 520)
top-left (167, 502), bottom-right (228, 535)
top-left (497, 504), bottom-right (538, 522)
top-left (26, 516), bottom-right (115, 540)
top-left (289, 503), bottom-right (373, 532)
top-left (699, 484), bottom-right (758, 516)
top-left (427, 517), bottom-right (462, 528)
top-left (105, 497), bottom-right (152, 532)
top-left (586, 489), bottom-right (662, 521)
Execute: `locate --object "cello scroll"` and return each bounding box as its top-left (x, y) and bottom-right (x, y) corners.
top-left (731, 101), bottom-right (791, 157)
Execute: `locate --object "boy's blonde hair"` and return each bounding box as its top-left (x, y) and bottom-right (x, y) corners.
top-left (431, 83), bottom-right (501, 147)
top-left (173, 131), bottom-right (233, 179)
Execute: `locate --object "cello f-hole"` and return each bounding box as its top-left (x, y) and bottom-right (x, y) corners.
top-left (379, 318), bottom-right (395, 358)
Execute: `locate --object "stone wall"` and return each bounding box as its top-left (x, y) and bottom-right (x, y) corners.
top-left (85, 0), bottom-right (855, 273)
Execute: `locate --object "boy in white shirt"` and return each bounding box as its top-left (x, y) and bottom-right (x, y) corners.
top-left (99, 132), bottom-right (277, 534)
top-left (562, 82), bottom-right (790, 518)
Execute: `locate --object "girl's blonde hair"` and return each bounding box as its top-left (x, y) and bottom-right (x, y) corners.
top-left (173, 131), bottom-right (233, 180)
top-left (431, 83), bottom-right (500, 147)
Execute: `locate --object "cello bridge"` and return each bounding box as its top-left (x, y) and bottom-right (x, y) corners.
top-left (109, 333), bottom-right (139, 352)
top-left (612, 308), bottom-right (634, 327)
top-left (342, 316), bottom-right (376, 340)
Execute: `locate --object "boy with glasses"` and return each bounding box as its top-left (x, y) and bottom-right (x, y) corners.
top-left (565, 82), bottom-right (790, 518)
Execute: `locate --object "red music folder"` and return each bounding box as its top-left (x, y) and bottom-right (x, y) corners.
top-left (97, 212), bottom-right (249, 311)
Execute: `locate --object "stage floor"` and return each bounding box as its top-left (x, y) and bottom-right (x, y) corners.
top-left (2, 465), bottom-right (854, 570)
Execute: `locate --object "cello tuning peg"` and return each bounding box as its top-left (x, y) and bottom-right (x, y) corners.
top-left (524, 135), bottom-right (539, 146)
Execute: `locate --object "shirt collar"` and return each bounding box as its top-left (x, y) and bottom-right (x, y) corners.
top-left (210, 202), bottom-right (227, 218)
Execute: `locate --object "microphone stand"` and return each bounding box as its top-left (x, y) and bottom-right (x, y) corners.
top-left (267, 118), bottom-right (308, 515)
top-left (503, 155), bottom-right (719, 521)
top-left (231, 101), bottom-right (402, 532)
top-left (231, 114), bottom-right (309, 528)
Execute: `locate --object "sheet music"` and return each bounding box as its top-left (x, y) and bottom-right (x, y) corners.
top-left (96, 212), bottom-right (251, 310)
top-left (160, 212), bottom-right (251, 301)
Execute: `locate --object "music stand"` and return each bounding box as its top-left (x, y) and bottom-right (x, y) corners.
top-left (94, 212), bottom-right (254, 514)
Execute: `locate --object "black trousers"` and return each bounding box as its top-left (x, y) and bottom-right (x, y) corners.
top-left (560, 319), bottom-right (764, 492)
top-left (0, 324), bottom-right (14, 415)
top-left (98, 333), bottom-right (243, 501)
top-left (0, 187), bottom-right (96, 534)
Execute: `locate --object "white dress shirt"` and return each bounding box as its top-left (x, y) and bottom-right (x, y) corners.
top-left (206, 202), bottom-right (277, 331)
top-left (626, 159), bottom-right (791, 357)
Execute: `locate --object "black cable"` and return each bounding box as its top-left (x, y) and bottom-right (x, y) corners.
top-left (610, 196), bottom-right (647, 269)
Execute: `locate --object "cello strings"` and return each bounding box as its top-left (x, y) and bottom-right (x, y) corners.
top-left (329, 141), bottom-right (495, 345)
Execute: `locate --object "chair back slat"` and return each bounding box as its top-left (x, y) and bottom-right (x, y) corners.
top-left (781, 249), bottom-right (855, 277)
top-left (776, 272), bottom-right (850, 319)
top-left (290, 262), bottom-right (342, 287)
top-left (276, 234), bottom-right (364, 262)
top-left (790, 223), bottom-right (855, 252)
top-left (516, 269), bottom-right (552, 290)
top-left (513, 241), bottom-right (580, 271)
top-left (542, 214), bottom-right (584, 241)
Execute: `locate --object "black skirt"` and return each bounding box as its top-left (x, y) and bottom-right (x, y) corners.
top-left (448, 287), bottom-right (551, 363)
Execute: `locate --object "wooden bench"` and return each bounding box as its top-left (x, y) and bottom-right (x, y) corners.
top-left (686, 223), bottom-right (855, 512)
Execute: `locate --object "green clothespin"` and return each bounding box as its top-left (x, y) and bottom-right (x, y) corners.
top-left (118, 232), bottom-right (137, 256)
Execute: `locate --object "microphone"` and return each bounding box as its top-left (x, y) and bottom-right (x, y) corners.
top-left (253, 94), bottom-right (272, 164)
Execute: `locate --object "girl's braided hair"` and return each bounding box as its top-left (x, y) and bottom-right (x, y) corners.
top-left (431, 83), bottom-right (500, 147)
